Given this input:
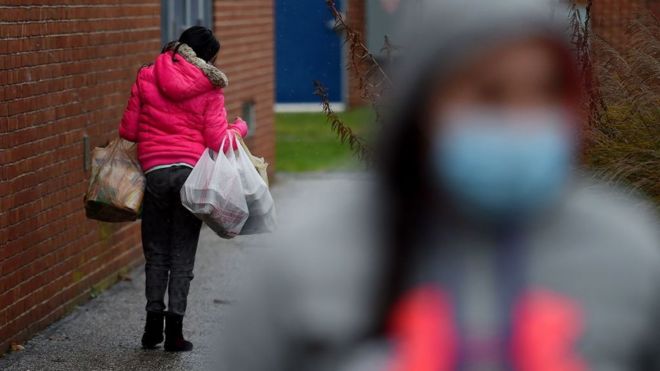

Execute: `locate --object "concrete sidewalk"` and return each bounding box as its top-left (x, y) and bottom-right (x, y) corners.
top-left (0, 173), bottom-right (365, 371)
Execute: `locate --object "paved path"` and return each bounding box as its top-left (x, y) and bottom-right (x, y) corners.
top-left (0, 173), bottom-right (364, 371)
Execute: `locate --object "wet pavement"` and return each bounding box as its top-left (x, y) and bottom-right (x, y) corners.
top-left (0, 172), bottom-right (364, 371)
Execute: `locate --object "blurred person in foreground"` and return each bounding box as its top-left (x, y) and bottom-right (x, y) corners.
top-left (215, 0), bottom-right (660, 370)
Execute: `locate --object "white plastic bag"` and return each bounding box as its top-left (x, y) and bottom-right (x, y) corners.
top-left (235, 136), bottom-right (277, 235)
top-left (181, 141), bottom-right (249, 239)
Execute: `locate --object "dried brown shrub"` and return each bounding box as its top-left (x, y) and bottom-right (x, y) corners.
top-left (579, 6), bottom-right (660, 202)
top-left (313, 81), bottom-right (372, 161)
top-left (313, 0), bottom-right (392, 162)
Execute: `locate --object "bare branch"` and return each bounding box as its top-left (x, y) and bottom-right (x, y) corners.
top-left (314, 81), bottom-right (372, 163)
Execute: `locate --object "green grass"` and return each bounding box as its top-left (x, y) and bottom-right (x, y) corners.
top-left (276, 107), bottom-right (373, 172)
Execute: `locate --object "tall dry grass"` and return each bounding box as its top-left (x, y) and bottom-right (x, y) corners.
top-left (578, 6), bottom-right (660, 202)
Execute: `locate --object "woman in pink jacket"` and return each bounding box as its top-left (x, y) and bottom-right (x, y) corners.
top-left (118, 26), bottom-right (247, 352)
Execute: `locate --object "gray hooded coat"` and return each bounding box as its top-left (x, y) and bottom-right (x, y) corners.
top-left (214, 1), bottom-right (660, 370)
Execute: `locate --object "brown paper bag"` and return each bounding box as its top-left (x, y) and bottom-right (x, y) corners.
top-left (84, 138), bottom-right (145, 222)
top-left (237, 136), bottom-right (269, 187)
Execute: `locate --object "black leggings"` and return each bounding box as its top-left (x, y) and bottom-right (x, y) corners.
top-left (141, 166), bottom-right (202, 316)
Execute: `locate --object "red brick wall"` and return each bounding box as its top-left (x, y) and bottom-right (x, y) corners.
top-left (1, 0), bottom-right (275, 353)
top-left (346, 0), bottom-right (366, 109)
top-left (0, 0), bottom-right (160, 353)
top-left (213, 0), bottom-right (275, 171)
top-left (591, 0), bottom-right (652, 48)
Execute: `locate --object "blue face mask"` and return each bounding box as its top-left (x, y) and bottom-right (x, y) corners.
top-left (433, 109), bottom-right (575, 219)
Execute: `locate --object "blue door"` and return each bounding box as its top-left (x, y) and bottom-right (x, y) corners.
top-left (276, 0), bottom-right (344, 106)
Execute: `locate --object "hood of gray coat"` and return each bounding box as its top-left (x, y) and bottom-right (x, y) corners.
top-left (385, 0), bottom-right (573, 119)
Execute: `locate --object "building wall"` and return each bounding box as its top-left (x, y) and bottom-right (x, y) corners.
top-left (1, 0), bottom-right (275, 353)
top-left (213, 0), bottom-right (275, 170)
top-left (346, 0), bottom-right (366, 108)
top-left (0, 0), bottom-right (160, 352)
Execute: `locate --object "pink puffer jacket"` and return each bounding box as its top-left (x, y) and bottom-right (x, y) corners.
top-left (118, 43), bottom-right (248, 172)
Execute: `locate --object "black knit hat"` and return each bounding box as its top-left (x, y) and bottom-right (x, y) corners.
top-left (178, 26), bottom-right (221, 62)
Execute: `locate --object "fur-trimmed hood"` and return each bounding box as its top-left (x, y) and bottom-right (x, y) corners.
top-left (154, 42), bottom-right (228, 101)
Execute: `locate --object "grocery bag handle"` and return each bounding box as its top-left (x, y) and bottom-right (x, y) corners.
top-left (208, 135), bottom-right (229, 161)
top-left (88, 138), bottom-right (121, 188)
top-left (236, 135), bottom-right (252, 157)
top-left (209, 134), bottom-right (239, 162)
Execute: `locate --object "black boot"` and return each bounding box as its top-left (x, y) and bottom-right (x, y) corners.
top-left (164, 312), bottom-right (193, 352)
top-left (141, 311), bottom-right (164, 349)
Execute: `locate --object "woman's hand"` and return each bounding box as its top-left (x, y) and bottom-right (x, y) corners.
top-left (231, 117), bottom-right (249, 138)
top-left (218, 117), bottom-right (248, 152)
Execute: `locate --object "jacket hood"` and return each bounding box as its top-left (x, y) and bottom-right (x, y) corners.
top-left (386, 0), bottom-right (574, 118)
top-left (154, 42), bottom-right (229, 101)
top-left (375, 0), bottom-right (579, 230)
